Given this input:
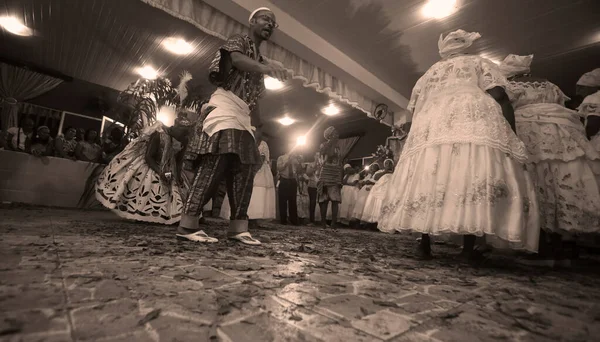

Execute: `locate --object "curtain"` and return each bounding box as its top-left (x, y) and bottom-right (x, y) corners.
top-left (139, 0), bottom-right (377, 117)
top-left (338, 136), bottom-right (360, 161)
top-left (0, 63), bottom-right (63, 130)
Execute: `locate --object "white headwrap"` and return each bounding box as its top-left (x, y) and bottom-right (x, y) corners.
top-left (579, 91), bottom-right (600, 117)
top-left (343, 164), bottom-right (352, 170)
top-left (438, 29), bottom-right (481, 59)
top-left (249, 7), bottom-right (272, 24)
top-left (577, 68), bottom-right (600, 87)
top-left (497, 54), bottom-right (534, 78)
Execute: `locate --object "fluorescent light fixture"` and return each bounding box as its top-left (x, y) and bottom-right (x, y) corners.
top-left (422, 0), bottom-right (457, 19)
top-left (296, 135), bottom-right (307, 146)
top-left (0, 17), bottom-right (32, 36)
top-left (162, 37), bottom-right (194, 55)
top-left (322, 104), bottom-right (340, 116)
top-left (278, 116), bottom-right (295, 126)
top-left (264, 76), bottom-right (284, 90)
top-left (137, 66), bottom-right (158, 80)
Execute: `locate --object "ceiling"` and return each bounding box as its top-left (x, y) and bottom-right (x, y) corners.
top-left (0, 0), bottom-right (384, 156)
top-left (270, 0), bottom-right (600, 97)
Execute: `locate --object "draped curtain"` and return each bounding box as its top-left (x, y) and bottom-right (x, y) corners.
top-left (338, 136), bottom-right (360, 161)
top-left (0, 63), bottom-right (63, 130)
top-left (139, 0), bottom-right (377, 116)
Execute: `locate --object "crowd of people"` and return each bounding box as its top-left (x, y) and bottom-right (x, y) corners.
top-left (0, 119), bottom-right (128, 164)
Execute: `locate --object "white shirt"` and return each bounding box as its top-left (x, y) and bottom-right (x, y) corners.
top-left (7, 127), bottom-right (31, 151)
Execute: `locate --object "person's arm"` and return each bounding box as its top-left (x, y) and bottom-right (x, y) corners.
top-left (251, 102), bottom-right (263, 138)
top-left (145, 133), bottom-right (164, 179)
top-left (586, 116), bottom-right (600, 140)
top-left (230, 52), bottom-right (287, 81)
top-left (487, 86), bottom-right (516, 134)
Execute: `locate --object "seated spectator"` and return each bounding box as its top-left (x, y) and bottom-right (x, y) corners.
top-left (101, 127), bottom-right (126, 163)
top-left (76, 128), bottom-right (86, 142)
top-left (26, 126), bottom-right (54, 157)
top-left (54, 126), bottom-right (78, 159)
top-left (75, 129), bottom-right (102, 162)
top-left (6, 118), bottom-right (34, 152)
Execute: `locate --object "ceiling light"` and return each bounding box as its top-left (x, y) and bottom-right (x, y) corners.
top-left (137, 66), bottom-right (158, 80)
top-left (162, 37), bottom-right (194, 55)
top-left (296, 135), bottom-right (307, 146)
top-left (322, 104), bottom-right (340, 116)
top-left (0, 17), bottom-right (32, 36)
top-left (264, 76), bottom-right (284, 90)
top-left (422, 0), bottom-right (457, 19)
top-left (278, 117), bottom-right (295, 126)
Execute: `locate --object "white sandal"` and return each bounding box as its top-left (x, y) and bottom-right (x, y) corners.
top-left (228, 232), bottom-right (261, 246)
top-left (176, 230), bottom-right (218, 243)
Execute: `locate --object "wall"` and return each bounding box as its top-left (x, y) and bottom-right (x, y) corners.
top-left (0, 150), bottom-right (103, 209)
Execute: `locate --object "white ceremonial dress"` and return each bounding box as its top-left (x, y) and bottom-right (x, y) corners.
top-left (339, 174), bottom-right (360, 221)
top-left (378, 55), bottom-right (540, 252)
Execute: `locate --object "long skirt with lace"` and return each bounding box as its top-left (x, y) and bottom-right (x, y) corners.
top-left (339, 185), bottom-right (359, 221)
top-left (378, 143), bottom-right (540, 253)
top-left (361, 174), bottom-right (392, 223)
top-left (96, 134), bottom-right (184, 225)
top-left (219, 162), bottom-right (276, 220)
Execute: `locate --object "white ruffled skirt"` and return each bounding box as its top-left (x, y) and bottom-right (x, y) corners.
top-left (361, 174), bottom-right (392, 223)
top-left (339, 185), bottom-right (359, 220)
top-left (378, 143), bottom-right (540, 253)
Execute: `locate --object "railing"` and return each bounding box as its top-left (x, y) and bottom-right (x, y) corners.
top-left (0, 150), bottom-right (104, 209)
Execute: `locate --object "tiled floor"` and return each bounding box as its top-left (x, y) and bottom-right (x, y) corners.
top-left (1, 206), bottom-right (599, 342)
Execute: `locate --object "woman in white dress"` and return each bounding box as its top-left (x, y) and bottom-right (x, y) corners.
top-left (581, 91), bottom-right (600, 185)
top-left (339, 164), bottom-right (360, 223)
top-left (351, 163), bottom-right (379, 221)
top-left (361, 159), bottom-right (394, 224)
top-left (498, 55), bottom-right (600, 262)
top-left (96, 119), bottom-right (191, 224)
top-left (220, 138), bottom-right (276, 226)
top-left (378, 30), bottom-right (539, 259)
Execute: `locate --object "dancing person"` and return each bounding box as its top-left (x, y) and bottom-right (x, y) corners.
top-left (277, 148), bottom-right (300, 225)
top-left (580, 91), bottom-right (600, 187)
top-left (75, 129), bottom-right (102, 162)
top-left (352, 163), bottom-right (378, 222)
top-left (361, 159), bottom-right (394, 225)
top-left (55, 126), bottom-right (78, 159)
top-left (177, 7), bottom-right (288, 245)
top-left (6, 118), bottom-right (34, 152)
top-left (26, 126), bottom-right (54, 157)
top-left (378, 30), bottom-right (539, 260)
top-left (306, 163), bottom-right (319, 225)
top-left (318, 127), bottom-right (343, 228)
top-left (339, 164), bottom-right (360, 224)
top-left (96, 118), bottom-right (191, 224)
top-left (220, 136), bottom-right (277, 226)
top-left (499, 54), bottom-right (600, 265)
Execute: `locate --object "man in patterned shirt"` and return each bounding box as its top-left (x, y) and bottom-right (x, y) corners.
top-left (177, 7), bottom-right (287, 245)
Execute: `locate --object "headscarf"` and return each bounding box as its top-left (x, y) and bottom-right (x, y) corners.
top-left (438, 29), bottom-right (481, 59)
top-left (249, 7), bottom-right (272, 23)
top-left (343, 164), bottom-right (352, 170)
top-left (37, 126), bottom-right (50, 134)
top-left (383, 159), bottom-right (394, 168)
top-left (498, 54), bottom-right (534, 78)
top-left (579, 91), bottom-right (600, 117)
top-left (324, 126), bottom-right (338, 140)
top-left (577, 68), bottom-right (600, 87)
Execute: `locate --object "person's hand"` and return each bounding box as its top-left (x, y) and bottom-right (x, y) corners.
top-left (160, 172), bottom-right (172, 184)
top-left (264, 63), bottom-right (288, 82)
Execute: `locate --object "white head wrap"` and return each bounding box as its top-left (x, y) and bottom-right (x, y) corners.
top-left (577, 68), bottom-right (600, 87)
top-left (579, 91), bottom-right (600, 117)
top-left (343, 164), bottom-right (352, 170)
top-left (497, 54), bottom-right (534, 78)
top-left (438, 29), bottom-right (481, 58)
top-left (249, 7), bottom-right (272, 24)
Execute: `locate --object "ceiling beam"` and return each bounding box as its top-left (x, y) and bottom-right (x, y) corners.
top-left (202, 0), bottom-right (409, 112)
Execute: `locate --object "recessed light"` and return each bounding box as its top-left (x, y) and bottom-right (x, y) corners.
top-left (322, 104), bottom-right (340, 116)
top-left (137, 66), bottom-right (158, 80)
top-left (162, 37), bottom-right (194, 55)
top-left (422, 0), bottom-right (457, 19)
top-left (278, 117), bottom-right (295, 126)
top-left (264, 76), bottom-right (284, 90)
top-left (0, 17), bottom-right (32, 36)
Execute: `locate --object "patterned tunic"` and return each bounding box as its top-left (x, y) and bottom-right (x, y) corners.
top-left (185, 35), bottom-right (265, 166)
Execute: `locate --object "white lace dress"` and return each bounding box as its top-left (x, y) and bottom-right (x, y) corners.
top-left (510, 80), bottom-right (600, 234)
top-left (361, 171), bottom-right (392, 223)
top-left (96, 124), bottom-right (184, 224)
top-left (378, 55), bottom-right (540, 252)
top-left (220, 141), bottom-right (276, 220)
top-left (339, 173), bottom-right (360, 221)
top-left (352, 174), bottom-right (373, 220)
